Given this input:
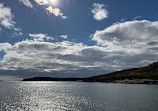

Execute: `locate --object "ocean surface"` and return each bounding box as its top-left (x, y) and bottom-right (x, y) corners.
top-left (0, 81), bottom-right (158, 111)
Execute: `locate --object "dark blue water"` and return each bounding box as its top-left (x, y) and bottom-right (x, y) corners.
top-left (0, 81), bottom-right (158, 111)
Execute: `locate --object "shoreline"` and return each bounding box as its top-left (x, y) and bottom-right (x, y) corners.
top-left (22, 77), bottom-right (158, 85)
top-left (111, 79), bottom-right (158, 85)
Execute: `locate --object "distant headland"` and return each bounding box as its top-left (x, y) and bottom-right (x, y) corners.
top-left (23, 61), bottom-right (158, 84)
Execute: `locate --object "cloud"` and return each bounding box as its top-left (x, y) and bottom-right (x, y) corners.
top-left (46, 6), bottom-right (60, 16)
top-left (0, 20), bottom-right (158, 77)
top-left (35, 0), bottom-right (58, 6)
top-left (92, 20), bottom-right (158, 54)
top-left (46, 6), bottom-right (67, 19)
top-left (0, 43), bottom-right (12, 51)
top-left (0, 32), bottom-right (158, 77)
top-left (18, 0), bottom-right (33, 8)
top-left (0, 3), bottom-right (15, 29)
top-left (60, 35), bottom-right (68, 39)
top-left (29, 33), bottom-right (54, 42)
top-left (0, 3), bottom-right (22, 35)
top-left (35, 0), bottom-right (45, 5)
top-left (0, 40), bottom-right (116, 75)
top-left (19, 0), bottom-right (67, 19)
top-left (46, 6), bottom-right (63, 17)
top-left (91, 3), bottom-right (108, 21)
top-left (0, 75), bottom-right (22, 81)
top-left (35, 0), bottom-right (67, 19)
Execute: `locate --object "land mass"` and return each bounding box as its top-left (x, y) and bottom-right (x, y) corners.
top-left (23, 61), bottom-right (158, 84)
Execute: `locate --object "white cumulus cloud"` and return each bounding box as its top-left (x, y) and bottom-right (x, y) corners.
top-left (0, 3), bottom-right (15, 29)
top-left (91, 3), bottom-right (108, 21)
top-left (29, 33), bottom-right (54, 42)
top-left (0, 40), bottom-right (118, 75)
top-left (0, 43), bottom-right (12, 51)
top-left (92, 20), bottom-right (158, 54)
top-left (0, 3), bottom-right (22, 35)
top-left (60, 35), bottom-right (68, 39)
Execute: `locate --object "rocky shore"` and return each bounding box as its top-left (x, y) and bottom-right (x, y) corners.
top-left (112, 79), bottom-right (158, 84)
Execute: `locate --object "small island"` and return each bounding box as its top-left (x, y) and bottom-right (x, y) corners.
top-left (23, 61), bottom-right (158, 84)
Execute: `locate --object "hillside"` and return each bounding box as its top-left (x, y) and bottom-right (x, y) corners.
top-left (86, 61), bottom-right (158, 83)
top-left (23, 61), bottom-right (158, 84)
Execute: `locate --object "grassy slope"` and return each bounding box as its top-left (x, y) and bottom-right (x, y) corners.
top-left (86, 62), bottom-right (158, 82)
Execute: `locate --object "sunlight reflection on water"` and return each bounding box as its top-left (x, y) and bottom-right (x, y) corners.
top-left (1, 82), bottom-right (92, 111)
top-left (0, 81), bottom-right (158, 111)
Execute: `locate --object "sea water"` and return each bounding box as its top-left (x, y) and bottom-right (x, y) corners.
top-left (0, 81), bottom-right (158, 111)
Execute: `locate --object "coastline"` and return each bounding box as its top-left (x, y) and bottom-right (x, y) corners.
top-left (112, 79), bottom-right (158, 85)
top-left (22, 77), bottom-right (158, 85)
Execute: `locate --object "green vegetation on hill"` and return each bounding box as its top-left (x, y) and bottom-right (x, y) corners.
top-left (86, 61), bottom-right (158, 82)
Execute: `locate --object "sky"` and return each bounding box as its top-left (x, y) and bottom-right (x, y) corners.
top-left (0, 0), bottom-right (158, 80)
